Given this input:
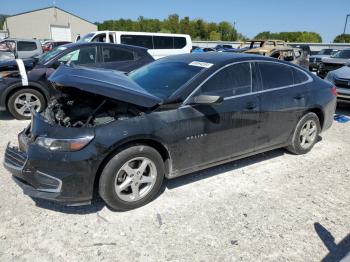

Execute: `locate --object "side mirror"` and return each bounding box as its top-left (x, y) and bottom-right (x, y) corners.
top-left (52, 60), bottom-right (63, 69)
top-left (188, 94), bottom-right (223, 105)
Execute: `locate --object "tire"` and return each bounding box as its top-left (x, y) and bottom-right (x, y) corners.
top-left (286, 112), bottom-right (321, 155)
top-left (7, 88), bottom-right (46, 120)
top-left (99, 145), bottom-right (165, 211)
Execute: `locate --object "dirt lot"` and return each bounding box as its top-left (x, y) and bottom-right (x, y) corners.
top-left (0, 106), bottom-right (349, 262)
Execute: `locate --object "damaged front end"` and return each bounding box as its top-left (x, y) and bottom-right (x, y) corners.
top-left (39, 64), bottom-right (163, 127)
top-left (41, 87), bottom-right (143, 128)
top-left (4, 64), bottom-right (164, 205)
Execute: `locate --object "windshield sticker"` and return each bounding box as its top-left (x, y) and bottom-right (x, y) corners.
top-left (189, 61), bottom-right (213, 68)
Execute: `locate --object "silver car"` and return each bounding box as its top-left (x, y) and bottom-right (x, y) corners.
top-left (325, 64), bottom-right (350, 102)
top-left (0, 38), bottom-right (43, 61)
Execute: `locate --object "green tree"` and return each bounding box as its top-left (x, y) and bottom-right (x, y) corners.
top-left (209, 31), bottom-right (221, 41)
top-left (97, 14), bottom-right (244, 41)
top-left (334, 34), bottom-right (350, 43)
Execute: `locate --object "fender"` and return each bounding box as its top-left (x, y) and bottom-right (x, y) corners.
top-left (1, 81), bottom-right (51, 109)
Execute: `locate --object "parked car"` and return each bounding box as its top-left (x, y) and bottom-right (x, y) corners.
top-left (318, 49), bottom-right (350, 78)
top-left (42, 40), bottom-right (71, 53)
top-left (213, 44), bottom-right (236, 52)
top-left (325, 64), bottom-right (350, 102)
top-left (78, 31), bottom-right (192, 59)
top-left (309, 49), bottom-right (339, 71)
top-left (4, 53), bottom-right (336, 210)
top-left (0, 38), bottom-right (43, 60)
top-left (0, 42), bottom-right (154, 119)
top-left (244, 41), bottom-right (309, 69)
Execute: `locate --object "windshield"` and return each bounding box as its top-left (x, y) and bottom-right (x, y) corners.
top-left (78, 33), bottom-right (95, 43)
top-left (331, 49), bottom-right (350, 59)
top-left (38, 46), bottom-right (67, 64)
top-left (129, 61), bottom-right (204, 99)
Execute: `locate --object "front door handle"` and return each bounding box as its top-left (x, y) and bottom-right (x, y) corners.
top-left (246, 102), bottom-right (257, 110)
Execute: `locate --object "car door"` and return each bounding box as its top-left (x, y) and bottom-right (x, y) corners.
top-left (177, 62), bottom-right (261, 170)
top-left (56, 45), bottom-right (98, 68)
top-left (256, 61), bottom-right (310, 149)
top-left (16, 41), bottom-right (39, 58)
top-left (96, 46), bottom-right (137, 72)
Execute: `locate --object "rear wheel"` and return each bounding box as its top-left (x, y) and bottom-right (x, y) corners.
top-left (99, 145), bottom-right (165, 211)
top-left (287, 112), bottom-right (321, 155)
top-left (7, 88), bottom-right (46, 120)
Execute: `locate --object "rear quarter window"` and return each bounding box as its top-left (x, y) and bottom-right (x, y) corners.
top-left (292, 68), bottom-right (309, 84)
top-left (174, 37), bottom-right (187, 49)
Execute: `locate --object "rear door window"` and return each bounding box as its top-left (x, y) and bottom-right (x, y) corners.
top-left (199, 62), bottom-right (252, 97)
top-left (102, 47), bottom-right (134, 62)
top-left (258, 62), bottom-right (294, 90)
top-left (120, 35), bottom-right (153, 49)
top-left (17, 41), bottom-right (37, 51)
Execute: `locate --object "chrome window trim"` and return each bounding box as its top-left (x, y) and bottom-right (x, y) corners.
top-left (182, 60), bottom-right (313, 106)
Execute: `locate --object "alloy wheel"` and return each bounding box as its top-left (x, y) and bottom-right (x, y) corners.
top-left (299, 119), bottom-right (317, 149)
top-left (114, 157), bottom-right (157, 202)
top-left (13, 93), bottom-right (42, 117)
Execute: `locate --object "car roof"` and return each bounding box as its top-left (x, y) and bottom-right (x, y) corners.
top-left (160, 52), bottom-right (276, 65)
top-left (2, 38), bottom-right (40, 42)
top-left (62, 42), bottom-right (149, 52)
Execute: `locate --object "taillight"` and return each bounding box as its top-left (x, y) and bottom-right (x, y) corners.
top-left (331, 86), bottom-right (337, 96)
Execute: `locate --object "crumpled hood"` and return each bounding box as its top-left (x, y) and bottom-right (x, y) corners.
top-left (322, 57), bottom-right (350, 64)
top-left (329, 66), bottom-right (350, 79)
top-left (48, 65), bottom-right (163, 108)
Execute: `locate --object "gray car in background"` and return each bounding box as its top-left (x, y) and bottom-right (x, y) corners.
top-left (0, 38), bottom-right (43, 60)
top-left (309, 48), bottom-right (338, 71)
top-left (325, 64), bottom-right (350, 103)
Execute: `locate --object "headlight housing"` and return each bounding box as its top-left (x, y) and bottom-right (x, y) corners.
top-left (36, 136), bottom-right (94, 151)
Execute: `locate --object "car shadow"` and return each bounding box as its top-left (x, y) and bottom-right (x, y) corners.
top-left (31, 192), bottom-right (105, 215)
top-left (336, 103), bottom-right (350, 117)
top-left (166, 148), bottom-right (285, 190)
top-left (314, 222), bottom-right (350, 262)
top-left (0, 111), bottom-right (14, 120)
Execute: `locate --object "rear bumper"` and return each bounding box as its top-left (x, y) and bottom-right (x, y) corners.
top-left (336, 87), bottom-right (350, 102)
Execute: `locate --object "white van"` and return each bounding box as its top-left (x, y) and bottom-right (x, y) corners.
top-left (77, 31), bottom-right (192, 59)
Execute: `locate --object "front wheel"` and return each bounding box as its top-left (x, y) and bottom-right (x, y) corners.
top-left (99, 145), bottom-right (165, 211)
top-left (287, 112), bottom-right (321, 155)
top-left (7, 88), bottom-right (46, 120)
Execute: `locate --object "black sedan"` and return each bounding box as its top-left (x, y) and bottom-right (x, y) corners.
top-left (0, 42), bottom-right (154, 119)
top-left (4, 53), bottom-right (336, 210)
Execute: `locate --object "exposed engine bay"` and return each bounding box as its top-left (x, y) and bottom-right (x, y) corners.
top-left (41, 87), bottom-right (143, 127)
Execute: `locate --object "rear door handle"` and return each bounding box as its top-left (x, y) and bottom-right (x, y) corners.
top-left (245, 102), bottom-right (257, 110)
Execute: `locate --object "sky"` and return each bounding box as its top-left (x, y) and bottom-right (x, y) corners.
top-left (1, 0), bottom-right (349, 42)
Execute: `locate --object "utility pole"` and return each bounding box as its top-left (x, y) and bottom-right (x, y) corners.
top-left (343, 14), bottom-right (350, 35)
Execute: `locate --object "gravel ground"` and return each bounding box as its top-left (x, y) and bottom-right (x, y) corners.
top-left (0, 106), bottom-right (349, 262)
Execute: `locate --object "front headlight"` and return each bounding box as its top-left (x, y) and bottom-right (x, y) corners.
top-left (36, 136), bottom-right (94, 151)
